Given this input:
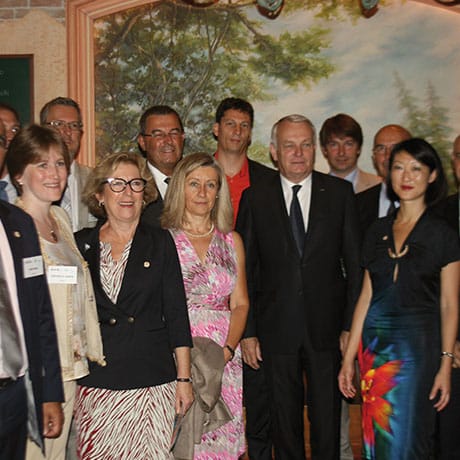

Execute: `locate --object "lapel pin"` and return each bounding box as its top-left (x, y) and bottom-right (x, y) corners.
top-left (144, 261), bottom-right (150, 268)
top-left (84, 243), bottom-right (91, 251)
top-left (13, 231), bottom-right (21, 238)
top-left (382, 235), bottom-right (388, 241)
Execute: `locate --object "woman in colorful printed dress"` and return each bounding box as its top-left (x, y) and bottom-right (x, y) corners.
top-left (162, 153), bottom-right (249, 459)
top-left (74, 152), bottom-right (193, 459)
top-left (338, 138), bottom-right (460, 459)
top-left (6, 124), bottom-right (105, 460)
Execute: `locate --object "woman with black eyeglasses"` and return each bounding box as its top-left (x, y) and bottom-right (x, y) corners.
top-left (74, 152), bottom-right (193, 459)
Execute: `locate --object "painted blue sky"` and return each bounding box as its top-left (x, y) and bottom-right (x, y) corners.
top-left (246, 1), bottom-right (460, 173)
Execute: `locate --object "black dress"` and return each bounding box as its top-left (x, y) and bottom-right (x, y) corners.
top-left (359, 211), bottom-right (460, 459)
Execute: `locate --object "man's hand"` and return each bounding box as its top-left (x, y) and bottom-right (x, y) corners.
top-left (42, 402), bottom-right (64, 438)
top-left (241, 337), bottom-right (262, 369)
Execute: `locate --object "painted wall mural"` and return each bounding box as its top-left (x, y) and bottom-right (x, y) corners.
top-left (93, 0), bottom-right (460, 190)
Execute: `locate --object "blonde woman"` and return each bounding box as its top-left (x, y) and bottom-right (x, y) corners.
top-left (162, 153), bottom-right (249, 459)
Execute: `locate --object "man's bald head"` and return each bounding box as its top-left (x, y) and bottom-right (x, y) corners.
top-left (372, 124), bottom-right (412, 179)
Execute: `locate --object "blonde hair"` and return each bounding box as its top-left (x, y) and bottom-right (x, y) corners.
top-left (83, 152), bottom-right (158, 218)
top-left (161, 152), bottom-right (233, 233)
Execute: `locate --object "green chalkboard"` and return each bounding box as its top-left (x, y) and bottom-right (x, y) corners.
top-left (0, 55), bottom-right (34, 124)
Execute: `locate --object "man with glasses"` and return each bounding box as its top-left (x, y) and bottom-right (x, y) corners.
top-left (40, 97), bottom-right (96, 231)
top-left (356, 124), bottom-right (411, 233)
top-left (0, 103), bottom-right (21, 149)
top-left (0, 104), bottom-right (21, 203)
top-left (138, 105), bottom-right (185, 226)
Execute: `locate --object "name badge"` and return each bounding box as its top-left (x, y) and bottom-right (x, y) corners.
top-left (47, 266), bottom-right (78, 285)
top-left (23, 255), bottom-right (44, 278)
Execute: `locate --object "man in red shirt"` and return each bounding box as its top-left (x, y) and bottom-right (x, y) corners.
top-left (213, 97), bottom-right (276, 460)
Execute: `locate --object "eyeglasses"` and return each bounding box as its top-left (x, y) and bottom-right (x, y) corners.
top-left (0, 135), bottom-right (6, 149)
top-left (46, 120), bottom-right (83, 132)
top-left (103, 177), bottom-right (147, 193)
top-left (373, 144), bottom-right (395, 155)
top-left (142, 129), bottom-right (182, 140)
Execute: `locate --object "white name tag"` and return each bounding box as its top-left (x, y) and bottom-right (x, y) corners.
top-left (47, 266), bottom-right (78, 285)
top-left (23, 255), bottom-right (44, 278)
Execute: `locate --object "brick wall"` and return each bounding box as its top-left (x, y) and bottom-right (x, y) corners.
top-left (0, 0), bottom-right (65, 22)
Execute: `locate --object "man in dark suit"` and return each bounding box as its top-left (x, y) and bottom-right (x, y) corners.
top-left (435, 134), bottom-right (460, 460)
top-left (139, 105), bottom-right (185, 226)
top-left (0, 201), bottom-right (63, 459)
top-left (356, 124), bottom-right (411, 233)
top-left (236, 114), bottom-right (362, 459)
top-left (213, 97), bottom-right (276, 460)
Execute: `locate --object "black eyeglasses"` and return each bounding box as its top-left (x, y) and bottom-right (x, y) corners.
top-left (142, 129), bottom-right (182, 140)
top-left (103, 177), bottom-right (147, 193)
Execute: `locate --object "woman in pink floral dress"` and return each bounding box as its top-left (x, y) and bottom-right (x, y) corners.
top-left (162, 153), bottom-right (249, 459)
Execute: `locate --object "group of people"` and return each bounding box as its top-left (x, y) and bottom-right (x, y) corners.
top-left (0, 96), bottom-right (458, 460)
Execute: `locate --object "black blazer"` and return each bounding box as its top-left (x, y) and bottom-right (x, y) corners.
top-left (247, 158), bottom-right (277, 186)
top-left (75, 221), bottom-right (192, 390)
top-left (434, 193), bottom-right (459, 233)
top-left (141, 194), bottom-right (163, 228)
top-left (236, 171), bottom-right (362, 353)
top-left (356, 183), bottom-right (382, 235)
top-left (0, 201), bottom-right (63, 440)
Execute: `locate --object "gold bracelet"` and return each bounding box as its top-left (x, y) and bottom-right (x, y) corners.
top-left (441, 351), bottom-right (454, 359)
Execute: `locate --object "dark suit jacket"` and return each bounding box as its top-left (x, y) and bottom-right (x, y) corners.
top-left (356, 183), bottom-right (381, 235)
top-left (236, 171), bottom-right (362, 353)
top-left (75, 221), bottom-right (192, 390)
top-left (434, 193), bottom-right (459, 233)
top-left (247, 159), bottom-right (277, 186)
top-left (433, 192), bottom-right (460, 340)
top-left (0, 201), bottom-right (63, 440)
top-left (141, 193), bottom-right (163, 228)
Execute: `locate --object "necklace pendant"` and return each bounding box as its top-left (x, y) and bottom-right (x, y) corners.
top-left (50, 229), bottom-right (58, 243)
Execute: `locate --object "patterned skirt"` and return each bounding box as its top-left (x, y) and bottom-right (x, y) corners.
top-left (74, 383), bottom-right (176, 460)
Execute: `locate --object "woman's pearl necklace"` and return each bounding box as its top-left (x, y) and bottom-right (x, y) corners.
top-left (183, 223), bottom-right (215, 238)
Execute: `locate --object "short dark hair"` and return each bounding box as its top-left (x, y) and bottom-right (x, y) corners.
top-left (215, 98), bottom-right (254, 126)
top-left (319, 113), bottom-right (363, 148)
top-left (139, 105), bottom-right (184, 134)
top-left (40, 97), bottom-right (82, 124)
top-left (6, 124), bottom-right (70, 195)
top-left (0, 102), bottom-right (21, 123)
top-left (387, 138), bottom-right (447, 206)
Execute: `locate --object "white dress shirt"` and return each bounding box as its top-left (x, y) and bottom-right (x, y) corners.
top-left (147, 162), bottom-right (169, 199)
top-left (279, 173), bottom-right (312, 233)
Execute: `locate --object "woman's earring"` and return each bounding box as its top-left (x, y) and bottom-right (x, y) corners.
top-left (98, 201), bottom-right (104, 207)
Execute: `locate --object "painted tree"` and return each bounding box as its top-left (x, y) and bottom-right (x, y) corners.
top-left (394, 73), bottom-right (455, 193)
top-left (94, 0), bottom-right (373, 158)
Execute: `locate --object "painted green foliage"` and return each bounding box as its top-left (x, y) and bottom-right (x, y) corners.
top-left (93, 0), bottom-right (360, 158)
top-left (394, 73), bottom-right (455, 193)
